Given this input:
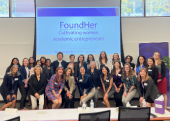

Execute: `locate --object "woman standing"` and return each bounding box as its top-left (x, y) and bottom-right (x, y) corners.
top-left (147, 57), bottom-right (158, 86)
top-left (111, 61), bottom-right (123, 107)
top-left (97, 51), bottom-right (112, 72)
top-left (125, 55), bottom-right (135, 70)
top-left (153, 52), bottom-right (167, 109)
top-left (112, 53), bottom-right (123, 67)
top-left (6, 58), bottom-right (21, 73)
top-left (135, 55), bottom-right (147, 77)
top-left (43, 59), bottom-right (54, 109)
top-left (122, 63), bottom-right (137, 107)
top-left (0, 65), bottom-right (22, 110)
top-left (87, 61), bottom-right (101, 107)
top-left (29, 65), bottom-right (46, 109)
top-left (101, 66), bottom-right (114, 107)
top-left (64, 68), bottom-right (76, 108)
top-left (29, 60), bottom-right (41, 76)
top-left (45, 66), bottom-right (65, 109)
top-left (19, 58), bottom-right (31, 109)
top-left (78, 66), bottom-right (95, 105)
top-left (40, 56), bottom-right (46, 68)
top-left (86, 54), bottom-right (96, 69)
top-left (137, 68), bottom-right (159, 107)
top-left (29, 57), bottom-right (35, 67)
top-left (67, 54), bottom-right (76, 77)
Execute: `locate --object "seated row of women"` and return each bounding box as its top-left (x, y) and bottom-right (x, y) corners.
top-left (0, 56), bottom-right (162, 110)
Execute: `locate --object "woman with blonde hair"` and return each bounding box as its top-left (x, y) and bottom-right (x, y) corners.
top-left (153, 52), bottom-right (167, 109)
top-left (121, 63), bottom-right (136, 107)
top-left (112, 53), bottom-right (123, 67)
top-left (29, 65), bottom-right (46, 109)
top-left (137, 68), bottom-right (159, 107)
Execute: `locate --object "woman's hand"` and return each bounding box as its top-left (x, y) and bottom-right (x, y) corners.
top-left (157, 79), bottom-right (161, 83)
top-left (66, 90), bottom-right (70, 96)
top-left (68, 94), bottom-right (73, 99)
top-left (124, 92), bottom-right (128, 97)
top-left (80, 96), bottom-right (84, 101)
top-left (97, 87), bottom-right (100, 90)
top-left (12, 94), bottom-right (16, 100)
top-left (83, 94), bottom-right (87, 98)
top-left (35, 93), bottom-right (40, 99)
top-left (6, 95), bottom-right (11, 101)
top-left (55, 94), bottom-right (60, 98)
top-left (140, 97), bottom-right (144, 103)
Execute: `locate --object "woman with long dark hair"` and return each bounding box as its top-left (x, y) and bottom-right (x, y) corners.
top-left (111, 60), bottom-right (123, 107)
top-left (97, 51), bottom-right (112, 72)
top-left (29, 57), bottom-right (35, 67)
top-left (147, 57), bottom-right (158, 86)
top-left (135, 55), bottom-right (147, 77)
top-left (64, 68), bottom-right (76, 108)
top-left (101, 66), bottom-right (114, 107)
top-left (0, 65), bottom-right (22, 110)
top-left (153, 52), bottom-right (167, 109)
top-left (86, 54), bottom-right (95, 69)
top-left (29, 60), bottom-right (41, 76)
top-left (45, 66), bottom-right (65, 109)
top-left (40, 56), bottom-right (46, 68)
top-left (75, 55), bottom-right (87, 97)
top-left (6, 58), bottom-right (21, 73)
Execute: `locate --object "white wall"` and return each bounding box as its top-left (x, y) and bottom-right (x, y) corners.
top-left (0, 17), bottom-right (170, 100)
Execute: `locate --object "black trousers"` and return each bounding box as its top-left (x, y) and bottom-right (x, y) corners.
top-left (19, 85), bottom-right (29, 109)
top-left (61, 90), bottom-right (66, 107)
top-left (114, 87), bottom-right (123, 107)
top-left (64, 89), bottom-right (76, 108)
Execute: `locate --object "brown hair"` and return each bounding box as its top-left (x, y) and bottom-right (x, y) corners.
top-left (64, 67), bottom-right (73, 76)
top-left (137, 68), bottom-right (150, 82)
top-left (112, 53), bottom-right (120, 64)
top-left (122, 63), bottom-right (134, 79)
top-left (153, 52), bottom-right (162, 65)
top-left (111, 60), bottom-right (121, 76)
top-left (55, 67), bottom-right (64, 83)
top-left (22, 58), bottom-right (29, 67)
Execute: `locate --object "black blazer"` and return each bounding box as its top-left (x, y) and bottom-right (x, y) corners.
top-left (75, 62), bottom-right (87, 78)
top-left (1, 74), bottom-right (22, 95)
top-left (29, 74), bottom-right (47, 96)
top-left (19, 66), bottom-right (31, 79)
top-left (52, 60), bottom-right (68, 72)
top-left (78, 74), bottom-right (94, 95)
top-left (137, 78), bottom-right (159, 101)
top-left (43, 66), bottom-right (54, 80)
top-left (147, 67), bottom-right (158, 86)
top-left (86, 68), bottom-right (101, 88)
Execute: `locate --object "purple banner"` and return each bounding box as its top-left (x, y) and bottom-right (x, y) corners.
top-left (139, 42), bottom-right (170, 107)
top-left (37, 8), bottom-right (119, 17)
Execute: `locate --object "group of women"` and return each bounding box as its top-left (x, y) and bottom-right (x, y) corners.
top-left (0, 51), bottom-right (168, 110)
